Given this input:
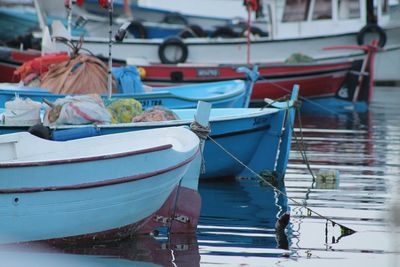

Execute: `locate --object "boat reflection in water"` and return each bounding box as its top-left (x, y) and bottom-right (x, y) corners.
top-left (198, 176), bottom-right (291, 258)
top-left (1, 234), bottom-right (199, 267)
top-left (0, 243), bottom-right (162, 267)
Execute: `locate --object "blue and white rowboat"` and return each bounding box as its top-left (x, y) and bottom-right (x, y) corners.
top-left (0, 126), bottom-right (201, 244)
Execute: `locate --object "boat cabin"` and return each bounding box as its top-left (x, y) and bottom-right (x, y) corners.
top-left (257, 0), bottom-right (396, 39)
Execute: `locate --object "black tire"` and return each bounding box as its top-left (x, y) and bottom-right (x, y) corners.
top-left (357, 24), bottom-right (387, 48)
top-left (162, 12), bottom-right (188, 25)
top-left (240, 26), bottom-right (269, 38)
top-left (127, 20), bottom-right (147, 39)
top-left (28, 124), bottom-right (52, 140)
top-left (179, 24), bottom-right (206, 38)
top-left (158, 37), bottom-right (188, 64)
top-left (211, 26), bottom-right (239, 38)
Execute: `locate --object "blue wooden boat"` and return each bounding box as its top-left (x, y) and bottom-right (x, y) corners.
top-left (0, 126), bottom-right (202, 244)
top-left (0, 75), bottom-right (254, 109)
top-left (0, 86), bottom-right (298, 181)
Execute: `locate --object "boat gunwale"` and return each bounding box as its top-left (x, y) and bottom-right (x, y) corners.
top-left (0, 147), bottom-right (200, 193)
top-left (50, 108), bottom-right (280, 130)
top-left (0, 143), bottom-right (172, 168)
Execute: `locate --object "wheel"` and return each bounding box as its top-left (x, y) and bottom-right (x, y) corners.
top-left (356, 24), bottom-right (387, 48)
top-left (158, 37), bottom-right (188, 64)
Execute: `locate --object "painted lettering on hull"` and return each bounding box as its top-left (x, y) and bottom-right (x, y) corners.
top-left (140, 99), bottom-right (163, 108)
top-left (197, 69), bottom-right (220, 77)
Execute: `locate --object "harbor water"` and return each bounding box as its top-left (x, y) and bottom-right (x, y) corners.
top-left (5, 85), bottom-right (399, 267)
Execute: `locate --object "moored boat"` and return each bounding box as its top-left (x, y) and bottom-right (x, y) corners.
top-left (135, 42), bottom-right (378, 113)
top-left (0, 86), bottom-right (299, 181)
top-left (0, 125), bottom-right (203, 244)
top-left (0, 78), bottom-right (253, 109)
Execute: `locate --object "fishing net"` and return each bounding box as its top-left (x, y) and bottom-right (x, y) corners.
top-left (106, 98), bottom-right (143, 123)
top-left (132, 106), bottom-right (180, 122)
top-left (284, 53), bottom-right (315, 64)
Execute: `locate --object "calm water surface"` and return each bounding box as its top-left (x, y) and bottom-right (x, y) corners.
top-left (5, 86), bottom-right (400, 267)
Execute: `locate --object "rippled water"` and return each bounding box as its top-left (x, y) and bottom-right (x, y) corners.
top-left (194, 86), bottom-right (400, 267)
top-left (4, 86), bottom-right (400, 267)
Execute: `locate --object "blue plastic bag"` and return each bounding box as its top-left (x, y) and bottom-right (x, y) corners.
top-left (112, 66), bottom-right (144, 94)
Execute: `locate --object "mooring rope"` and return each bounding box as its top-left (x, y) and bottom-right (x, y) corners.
top-left (190, 120), bottom-right (211, 140)
top-left (190, 120), bottom-right (211, 174)
top-left (199, 103), bottom-right (356, 234)
top-left (290, 105), bottom-right (317, 181)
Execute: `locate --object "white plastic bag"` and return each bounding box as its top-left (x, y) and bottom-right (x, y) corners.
top-left (3, 96), bottom-right (42, 126)
top-left (43, 94), bottom-right (112, 126)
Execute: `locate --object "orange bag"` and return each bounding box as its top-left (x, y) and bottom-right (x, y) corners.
top-left (14, 52), bottom-right (70, 82)
top-left (40, 54), bottom-right (117, 94)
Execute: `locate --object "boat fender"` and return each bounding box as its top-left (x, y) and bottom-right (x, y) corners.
top-left (179, 24), bottom-right (206, 38)
top-left (127, 20), bottom-right (147, 39)
top-left (158, 37), bottom-right (188, 64)
top-left (162, 12), bottom-right (188, 25)
top-left (357, 24), bottom-right (387, 48)
top-left (211, 26), bottom-right (239, 38)
top-left (28, 124), bottom-right (51, 140)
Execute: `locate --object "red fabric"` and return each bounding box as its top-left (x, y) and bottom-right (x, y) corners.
top-left (98, 0), bottom-right (109, 9)
top-left (245, 0), bottom-right (258, 11)
top-left (14, 53), bottom-right (70, 82)
top-left (64, 0), bottom-right (84, 7)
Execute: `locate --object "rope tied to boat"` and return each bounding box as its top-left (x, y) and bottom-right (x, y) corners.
top-left (190, 120), bottom-right (211, 140)
top-left (190, 120), bottom-right (211, 174)
top-left (206, 102), bottom-right (356, 235)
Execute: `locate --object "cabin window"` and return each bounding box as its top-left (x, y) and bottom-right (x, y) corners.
top-left (282, 0), bottom-right (311, 22)
top-left (338, 0), bottom-right (361, 19)
top-left (312, 0), bottom-right (332, 20)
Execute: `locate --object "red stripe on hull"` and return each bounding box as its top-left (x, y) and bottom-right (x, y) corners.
top-left (251, 72), bottom-right (347, 100)
top-left (142, 62), bottom-right (353, 81)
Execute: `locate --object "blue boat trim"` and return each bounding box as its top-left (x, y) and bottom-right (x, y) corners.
top-left (0, 148), bottom-right (200, 194)
top-left (0, 144), bottom-right (173, 168)
top-left (211, 125), bottom-right (271, 139)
